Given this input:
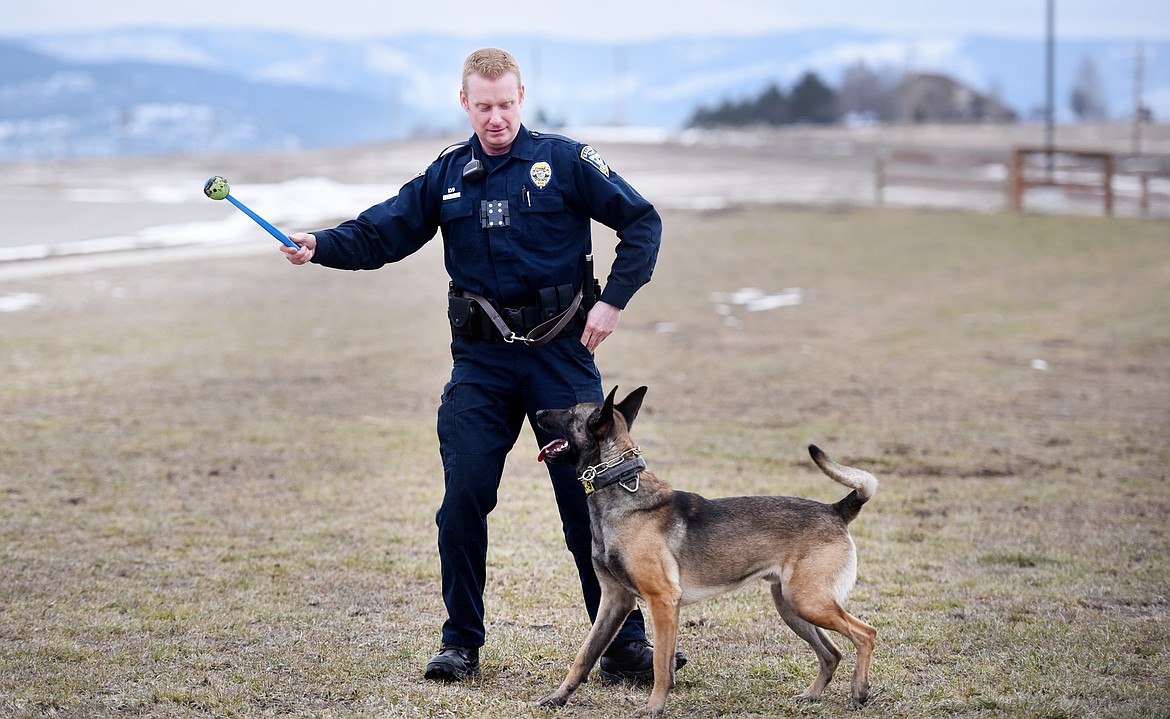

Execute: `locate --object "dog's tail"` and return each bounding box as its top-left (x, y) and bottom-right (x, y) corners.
top-left (809, 444), bottom-right (878, 523)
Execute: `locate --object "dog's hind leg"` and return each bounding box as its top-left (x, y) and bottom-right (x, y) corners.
top-left (535, 583), bottom-right (637, 709)
top-left (770, 583), bottom-right (841, 702)
top-left (784, 589), bottom-right (876, 708)
top-left (834, 607), bottom-right (876, 708)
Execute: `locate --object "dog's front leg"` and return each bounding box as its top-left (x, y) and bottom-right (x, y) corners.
top-left (634, 592), bottom-right (682, 717)
top-left (535, 586), bottom-right (637, 710)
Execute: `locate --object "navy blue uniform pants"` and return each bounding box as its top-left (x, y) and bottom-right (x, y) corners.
top-left (435, 335), bottom-right (647, 649)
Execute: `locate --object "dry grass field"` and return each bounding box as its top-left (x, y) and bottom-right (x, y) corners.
top-left (2, 170), bottom-right (1169, 716)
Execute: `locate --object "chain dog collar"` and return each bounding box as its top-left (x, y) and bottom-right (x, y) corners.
top-left (579, 447), bottom-right (644, 495)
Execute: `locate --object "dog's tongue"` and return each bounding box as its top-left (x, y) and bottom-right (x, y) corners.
top-left (538, 438), bottom-right (568, 463)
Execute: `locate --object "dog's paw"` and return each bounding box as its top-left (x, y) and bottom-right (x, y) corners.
top-left (631, 703), bottom-right (666, 717)
top-left (792, 693), bottom-right (823, 704)
top-left (533, 693), bottom-right (569, 710)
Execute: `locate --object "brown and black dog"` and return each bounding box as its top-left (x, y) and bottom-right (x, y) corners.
top-left (533, 386), bottom-right (879, 716)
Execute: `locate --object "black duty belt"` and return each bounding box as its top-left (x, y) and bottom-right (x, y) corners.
top-left (448, 284), bottom-right (584, 348)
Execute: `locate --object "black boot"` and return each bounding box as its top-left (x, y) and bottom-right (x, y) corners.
top-left (599, 639), bottom-right (688, 685)
top-left (424, 643), bottom-right (481, 681)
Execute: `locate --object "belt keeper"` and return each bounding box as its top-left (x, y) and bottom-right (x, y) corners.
top-left (539, 286), bottom-right (558, 321)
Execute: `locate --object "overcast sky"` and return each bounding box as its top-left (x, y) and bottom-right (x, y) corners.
top-left (3, 0), bottom-right (1168, 42)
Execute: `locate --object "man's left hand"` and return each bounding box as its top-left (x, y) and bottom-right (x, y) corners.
top-left (581, 301), bottom-right (621, 353)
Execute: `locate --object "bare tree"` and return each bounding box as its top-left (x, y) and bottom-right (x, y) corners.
top-left (838, 60), bottom-right (902, 122)
top-left (839, 61), bottom-right (880, 120)
top-left (1070, 56), bottom-right (1108, 121)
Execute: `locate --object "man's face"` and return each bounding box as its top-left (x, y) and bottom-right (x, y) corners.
top-left (460, 71), bottom-right (524, 156)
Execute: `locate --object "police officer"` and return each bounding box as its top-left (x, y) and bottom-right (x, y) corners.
top-left (283, 47), bottom-right (682, 683)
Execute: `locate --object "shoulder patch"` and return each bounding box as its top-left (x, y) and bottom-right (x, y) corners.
top-left (580, 145), bottom-right (610, 178)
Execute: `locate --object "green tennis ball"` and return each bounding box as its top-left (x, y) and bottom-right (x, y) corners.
top-left (203, 176), bottom-right (230, 200)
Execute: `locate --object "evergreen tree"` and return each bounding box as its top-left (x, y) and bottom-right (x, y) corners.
top-left (789, 72), bottom-right (838, 124)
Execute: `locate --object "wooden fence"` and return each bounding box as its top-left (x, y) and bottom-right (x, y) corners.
top-left (874, 146), bottom-right (1170, 217)
top-left (874, 151), bottom-right (1006, 206)
top-left (1009, 147), bottom-right (1114, 215)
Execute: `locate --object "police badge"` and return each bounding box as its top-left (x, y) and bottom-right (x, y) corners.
top-left (530, 161), bottom-right (552, 189)
top-left (580, 146), bottom-right (610, 177)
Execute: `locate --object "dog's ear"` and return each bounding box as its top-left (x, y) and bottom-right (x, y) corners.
top-left (589, 386), bottom-right (620, 436)
top-left (615, 386), bottom-right (648, 429)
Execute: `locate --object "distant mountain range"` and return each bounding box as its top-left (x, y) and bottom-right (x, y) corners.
top-left (0, 28), bottom-right (1164, 159)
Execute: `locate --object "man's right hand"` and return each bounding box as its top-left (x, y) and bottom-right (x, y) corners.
top-left (282, 232), bottom-right (316, 264)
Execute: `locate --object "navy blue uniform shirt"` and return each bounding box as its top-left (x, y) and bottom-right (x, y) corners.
top-left (310, 125), bottom-right (661, 309)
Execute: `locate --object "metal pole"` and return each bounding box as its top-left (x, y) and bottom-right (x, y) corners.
top-left (1133, 43), bottom-right (1145, 155)
top-left (1046, 0), bottom-right (1055, 180)
top-left (614, 44), bottom-right (627, 127)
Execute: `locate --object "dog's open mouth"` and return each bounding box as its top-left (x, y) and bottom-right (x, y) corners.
top-left (538, 438), bottom-right (571, 463)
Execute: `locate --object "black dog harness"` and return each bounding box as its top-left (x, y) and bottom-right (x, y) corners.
top-left (579, 447), bottom-right (644, 495)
